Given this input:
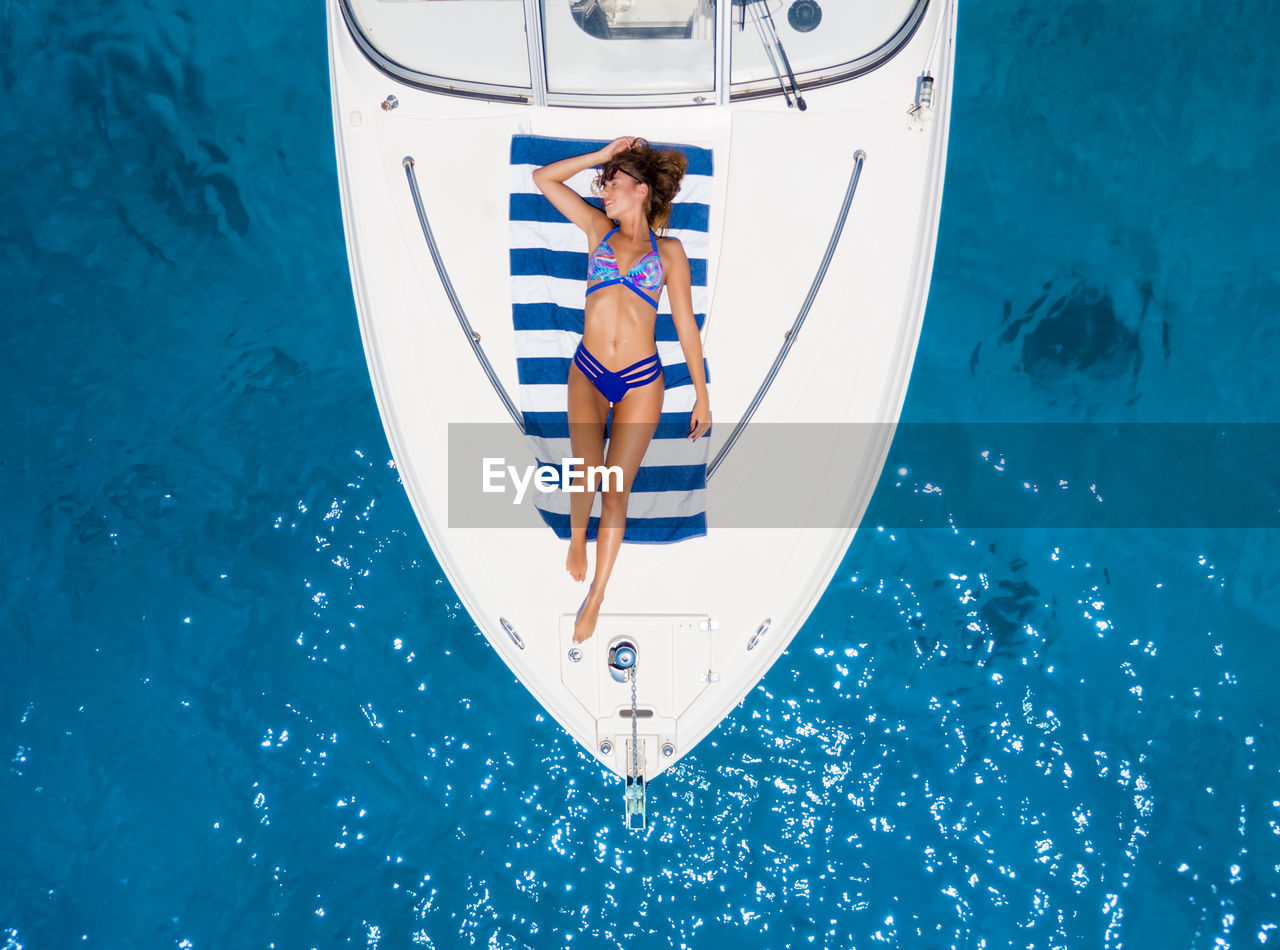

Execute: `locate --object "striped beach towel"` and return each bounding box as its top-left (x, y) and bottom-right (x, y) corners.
top-left (508, 134), bottom-right (712, 544)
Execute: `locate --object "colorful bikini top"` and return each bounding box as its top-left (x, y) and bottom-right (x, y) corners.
top-left (586, 226), bottom-right (664, 309)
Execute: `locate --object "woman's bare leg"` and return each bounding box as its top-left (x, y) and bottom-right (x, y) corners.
top-left (573, 371), bottom-right (664, 643)
top-left (566, 363), bottom-right (609, 582)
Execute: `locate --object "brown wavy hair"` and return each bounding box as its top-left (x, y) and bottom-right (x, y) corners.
top-left (591, 137), bottom-right (689, 234)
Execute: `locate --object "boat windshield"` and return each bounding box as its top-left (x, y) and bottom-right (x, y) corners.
top-left (343, 0), bottom-right (714, 95)
top-left (341, 0), bottom-right (926, 99)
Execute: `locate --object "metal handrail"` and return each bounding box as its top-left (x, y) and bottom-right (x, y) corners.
top-left (705, 149), bottom-right (867, 483)
top-left (402, 157), bottom-right (525, 432)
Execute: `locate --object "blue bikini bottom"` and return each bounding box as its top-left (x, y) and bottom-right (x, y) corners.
top-left (572, 342), bottom-right (663, 403)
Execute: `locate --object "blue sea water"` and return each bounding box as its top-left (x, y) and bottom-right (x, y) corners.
top-left (2, 0), bottom-right (1278, 946)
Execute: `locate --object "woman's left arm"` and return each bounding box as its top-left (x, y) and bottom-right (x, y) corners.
top-left (664, 240), bottom-right (711, 441)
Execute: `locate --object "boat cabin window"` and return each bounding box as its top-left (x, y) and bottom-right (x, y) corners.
top-left (545, 0), bottom-right (716, 95)
top-left (570, 0), bottom-right (711, 40)
top-left (729, 0), bottom-right (921, 91)
top-left (345, 0), bottom-right (532, 89)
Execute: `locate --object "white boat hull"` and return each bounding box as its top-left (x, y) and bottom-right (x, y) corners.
top-left (328, 0), bottom-right (957, 781)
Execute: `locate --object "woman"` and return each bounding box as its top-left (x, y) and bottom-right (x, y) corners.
top-left (532, 136), bottom-right (711, 644)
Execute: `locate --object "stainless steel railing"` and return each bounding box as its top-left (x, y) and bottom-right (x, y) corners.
top-left (706, 148), bottom-right (866, 482)
top-left (402, 156), bottom-right (526, 432)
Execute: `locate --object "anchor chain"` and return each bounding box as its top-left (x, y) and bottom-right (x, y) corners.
top-left (613, 639), bottom-right (645, 829)
top-left (629, 662), bottom-right (639, 780)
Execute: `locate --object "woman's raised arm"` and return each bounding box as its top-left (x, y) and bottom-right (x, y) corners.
top-left (531, 138), bottom-right (637, 235)
top-left (531, 148), bottom-right (613, 236)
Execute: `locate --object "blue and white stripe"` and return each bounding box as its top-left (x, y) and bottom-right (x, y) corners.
top-left (509, 134), bottom-right (713, 544)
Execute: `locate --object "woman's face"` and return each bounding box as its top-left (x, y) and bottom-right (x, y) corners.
top-left (602, 167), bottom-right (647, 219)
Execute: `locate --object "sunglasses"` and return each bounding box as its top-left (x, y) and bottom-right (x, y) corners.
top-left (608, 167), bottom-right (643, 185)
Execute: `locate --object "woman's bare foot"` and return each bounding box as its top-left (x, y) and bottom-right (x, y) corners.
top-left (566, 537), bottom-right (587, 582)
top-left (573, 585), bottom-right (604, 643)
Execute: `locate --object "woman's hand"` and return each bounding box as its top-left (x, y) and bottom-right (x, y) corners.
top-left (689, 396), bottom-right (711, 441)
top-left (599, 136), bottom-right (638, 162)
